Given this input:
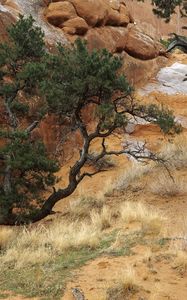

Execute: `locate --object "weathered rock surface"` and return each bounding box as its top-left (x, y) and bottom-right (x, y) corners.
top-left (117, 25), bottom-right (160, 60)
top-left (63, 16), bottom-right (88, 35)
top-left (45, 0), bottom-right (132, 29)
top-left (44, 0), bottom-right (164, 65)
top-left (45, 1), bottom-right (77, 27)
top-left (85, 26), bottom-right (128, 53)
top-left (125, 0), bottom-right (187, 37)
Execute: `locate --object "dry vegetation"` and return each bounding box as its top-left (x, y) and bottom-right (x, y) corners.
top-left (120, 201), bottom-right (165, 235)
top-left (1, 133), bottom-right (187, 299)
top-left (149, 172), bottom-right (187, 196)
top-left (0, 200), bottom-right (164, 269)
top-left (160, 134), bottom-right (187, 169)
top-left (106, 268), bottom-right (139, 300)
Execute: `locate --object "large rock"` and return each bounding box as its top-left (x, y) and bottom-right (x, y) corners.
top-left (69, 0), bottom-right (108, 27)
top-left (106, 6), bottom-right (129, 26)
top-left (63, 16), bottom-right (88, 35)
top-left (116, 25), bottom-right (160, 60)
top-left (121, 51), bottom-right (167, 86)
top-left (45, 1), bottom-right (77, 27)
top-left (45, 0), bottom-right (132, 28)
top-left (109, 0), bottom-right (120, 10)
top-left (85, 26), bottom-right (128, 53)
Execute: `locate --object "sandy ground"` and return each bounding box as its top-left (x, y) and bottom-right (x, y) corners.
top-left (60, 52), bottom-right (187, 300)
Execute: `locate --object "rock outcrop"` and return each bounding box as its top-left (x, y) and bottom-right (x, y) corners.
top-left (0, 0), bottom-right (167, 87)
top-left (44, 0), bottom-right (163, 58)
top-left (44, 0), bottom-right (132, 29)
top-left (116, 25), bottom-right (160, 60)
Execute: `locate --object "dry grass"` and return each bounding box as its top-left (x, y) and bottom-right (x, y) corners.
top-left (0, 199), bottom-right (164, 270)
top-left (172, 250), bottom-right (187, 275)
top-left (106, 268), bottom-right (139, 300)
top-left (113, 163), bottom-right (151, 191)
top-left (149, 173), bottom-right (187, 197)
top-left (90, 205), bottom-right (114, 230)
top-left (0, 227), bottom-right (17, 249)
top-left (160, 134), bottom-right (187, 169)
top-left (120, 201), bottom-right (165, 235)
top-left (0, 219), bottom-right (102, 269)
top-left (68, 195), bottom-right (104, 220)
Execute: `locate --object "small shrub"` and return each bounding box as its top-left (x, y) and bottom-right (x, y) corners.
top-left (90, 205), bottom-right (113, 230)
top-left (160, 134), bottom-right (187, 169)
top-left (160, 38), bottom-right (170, 49)
top-left (150, 173), bottom-right (187, 197)
top-left (113, 163), bottom-right (151, 191)
top-left (173, 250), bottom-right (187, 275)
top-left (106, 268), bottom-right (138, 300)
top-left (120, 202), bottom-right (164, 235)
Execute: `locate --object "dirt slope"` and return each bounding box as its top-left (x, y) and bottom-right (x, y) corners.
top-left (58, 51), bottom-right (187, 300)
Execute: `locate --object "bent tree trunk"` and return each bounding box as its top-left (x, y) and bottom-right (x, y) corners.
top-left (167, 33), bottom-right (187, 53)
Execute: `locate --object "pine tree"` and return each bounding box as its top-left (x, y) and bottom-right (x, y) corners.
top-left (0, 16), bottom-right (181, 225)
top-left (0, 16), bottom-right (59, 224)
top-left (149, 0), bottom-right (187, 22)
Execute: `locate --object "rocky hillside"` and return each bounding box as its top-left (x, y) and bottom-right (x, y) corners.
top-left (0, 0), bottom-right (168, 86)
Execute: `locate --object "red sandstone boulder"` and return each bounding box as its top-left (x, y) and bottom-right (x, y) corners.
top-left (69, 0), bottom-right (108, 27)
top-left (109, 0), bottom-right (120, 10)
top-left (119, 3), bottom-right (130, 25)
top-left (121, 51), bottom-right (167, 86)
top-left (116, 25), bottom-right (160, 60)
top-left (106, 9), bottom-right (121, 26)
top-left (63, 16), bottom-right (88, 35)
top-left (45, 0), bottom-right (131, 28)
top-left (85, 26), bottom-right (128, 53)
top-left (45, 1), bottom-right (77, 27)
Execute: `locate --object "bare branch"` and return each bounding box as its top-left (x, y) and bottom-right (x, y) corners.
top-left (25, 121), bottom-right (39, 134)
top-left (77, 169), bottom-right (107, 184)
top-left (5, 101), bottom-right (18, 129)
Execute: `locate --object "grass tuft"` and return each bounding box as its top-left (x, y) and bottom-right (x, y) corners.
top-left (149, 173), bottom-right (187, 197)
top-left (120, 201), bottom-right (164, 235)
top-left (106, 268), bottom-right (139, 300)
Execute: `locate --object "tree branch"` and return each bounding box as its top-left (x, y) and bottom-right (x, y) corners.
top-left (25, 121), bottom-right (39, 134)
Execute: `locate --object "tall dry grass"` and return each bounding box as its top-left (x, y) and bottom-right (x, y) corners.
top-left (120, 201), bottom-right (165, 235)
top-left (68, 195), bottom-right (104, 220)
top-left (0, 199), bottom-right (164, 269)
top-left (112, 163), bottom-right (151, 192)
top-left (106, 267), bottom-right (139, 300)
top-left (149, 173), bottom-right (187, 197)
top-left (0, 227), bottom-right (17, 249)
top-left (0, 219), bottom-right (102, 269)
top-left (160, 134), bottom-right (187, 169)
